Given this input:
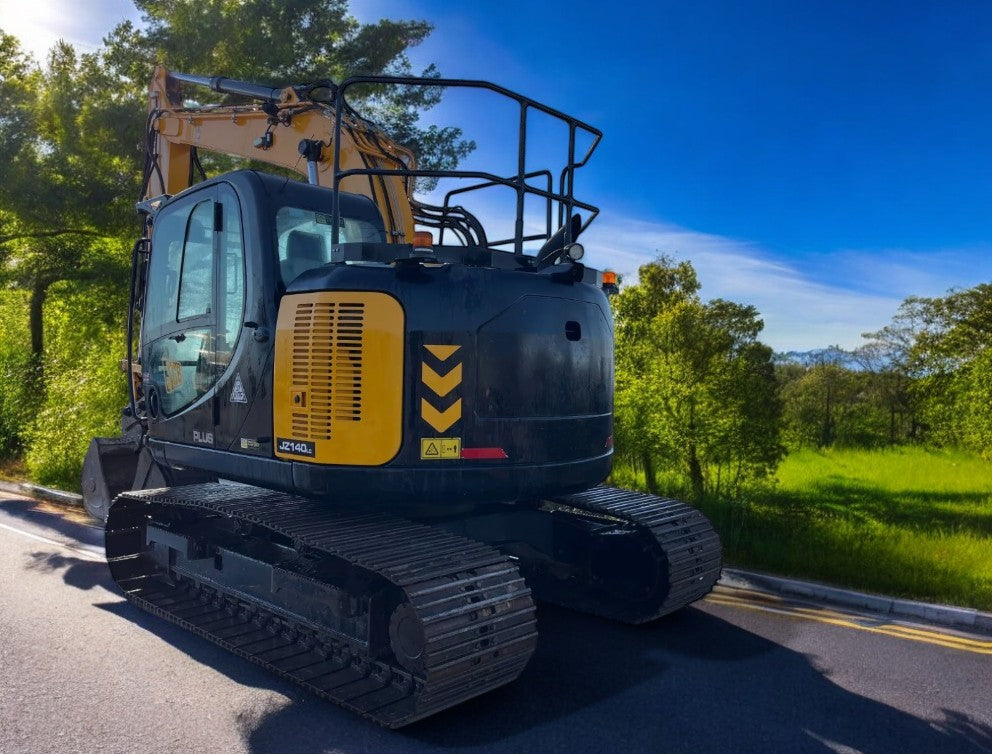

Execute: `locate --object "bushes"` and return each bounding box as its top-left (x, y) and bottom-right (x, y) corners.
top-left (25, 339), bottom-right (125, 490)
top-left (19, 280), bottom-right (127, 491)
top-left (0, 293), bottom-right (33, 456)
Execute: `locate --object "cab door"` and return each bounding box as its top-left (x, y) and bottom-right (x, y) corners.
top-left (141, 184), bottom-right (246, 449)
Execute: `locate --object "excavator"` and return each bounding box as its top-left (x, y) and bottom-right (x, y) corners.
top-left (82, 66), bottom-right (722, 727)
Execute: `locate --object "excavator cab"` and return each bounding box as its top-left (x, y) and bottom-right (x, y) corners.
top-left (117, 168), bottom-right (614, 509)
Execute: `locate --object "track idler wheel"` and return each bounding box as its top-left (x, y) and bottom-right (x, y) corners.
top-left (388, 602), bottom-right (426, 674)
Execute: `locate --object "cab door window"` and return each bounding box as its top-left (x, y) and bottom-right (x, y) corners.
top-left (142, 187), bottom-right (245, 421)
top-left (177, 202), bottom-right (215, 321)
top-left (142, 197), bottom-right (211, 416)
top-left (143, 203), bottom-right (188, 340)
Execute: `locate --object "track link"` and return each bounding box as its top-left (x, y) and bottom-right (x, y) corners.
top-left (105, 484), bottom-right (537, 728)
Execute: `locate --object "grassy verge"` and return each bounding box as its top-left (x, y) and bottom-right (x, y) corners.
top-left (613, 447), bottom-right (992, 610)
top-left (0, 457), bottom-right (27, 483)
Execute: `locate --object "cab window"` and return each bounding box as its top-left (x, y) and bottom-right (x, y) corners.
top-left (275, 206), bottom-right (384, 285)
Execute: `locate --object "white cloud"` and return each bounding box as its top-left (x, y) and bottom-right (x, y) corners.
top-left (410, 187), bottom-right (992, 352)
top-left (579, 213), bottom-right (992, 353)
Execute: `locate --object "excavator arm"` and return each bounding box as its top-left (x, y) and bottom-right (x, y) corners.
top-left (144, 66), bottom-right (416, 241)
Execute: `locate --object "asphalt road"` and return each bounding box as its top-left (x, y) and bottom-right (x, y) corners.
top-left (1, 495), bottom-right (990, 754)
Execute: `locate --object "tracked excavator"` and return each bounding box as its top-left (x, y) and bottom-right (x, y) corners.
top-left (82, 66), bottom-right (722, 727)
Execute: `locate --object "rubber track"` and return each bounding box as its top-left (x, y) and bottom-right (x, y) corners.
top-left (552, 485), bottom-right (723, 623)
top-left (105, 484), bottom-right (537, 728)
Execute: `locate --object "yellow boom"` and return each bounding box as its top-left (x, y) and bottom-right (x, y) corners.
top-left (144, 66), bottom-right (416, 242)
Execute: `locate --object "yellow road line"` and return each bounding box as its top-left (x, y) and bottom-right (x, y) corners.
top-left (704, 592), bottom-right (992, 655)
top-left (712, 586), bottom-right (886, 622)
top-left (711, 586), bottom-right (991, 638)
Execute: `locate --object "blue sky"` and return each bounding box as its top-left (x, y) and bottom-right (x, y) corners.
top-left (5, 0), bottom-right (991, 350)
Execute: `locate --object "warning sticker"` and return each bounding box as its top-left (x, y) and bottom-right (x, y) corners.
top-left (230, 373), bottom-right (248, 403)
top-left (420, 437), bottom-right (461, 460)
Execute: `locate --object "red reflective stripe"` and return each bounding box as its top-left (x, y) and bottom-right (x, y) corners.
top-left (460, 447), bottom-right (508, 460)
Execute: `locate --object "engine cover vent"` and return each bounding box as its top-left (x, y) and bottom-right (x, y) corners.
top-left (274, 292), bottom-right (404, 465)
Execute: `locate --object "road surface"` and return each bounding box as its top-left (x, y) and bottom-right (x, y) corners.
top-left (1, 495), bottom-right (990, 754)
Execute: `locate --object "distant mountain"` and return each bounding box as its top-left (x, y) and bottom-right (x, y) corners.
top-left (774, 347), bottom-right (863, 368)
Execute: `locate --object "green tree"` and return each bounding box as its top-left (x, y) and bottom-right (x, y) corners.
top-left (0, 35), bottom-right (137, 386)
top-left (613, 257), bottom-right (783, 499)
top-left (894, 285), bottom-right (992, 457)
top-left (776, 348), bottom-right (887, 449)
top-left (856, 328), bottom-right (918, 444)
top-left (104, 0), bottom-right (473, 182)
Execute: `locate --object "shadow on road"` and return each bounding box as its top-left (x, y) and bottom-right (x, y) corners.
top-left (93, 598), bottom-right (308, 702)
top-left (14, 494), bottom-right (992, 754)
top-left (0, 495), bottom-right (109, 592)
top-left (25, 551), bottom-right (109, 590)
top-left (238, 605), bottom-right (992, 754)
top-left (0, 495), bottom-right (102, 548)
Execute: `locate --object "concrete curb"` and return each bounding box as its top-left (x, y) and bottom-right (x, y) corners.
top-left (720, 567), bottom-right (992, 637)
top-left (0, 479), bottom-right (84, 508)
top-left (2, 477), bottom-right (990, 637)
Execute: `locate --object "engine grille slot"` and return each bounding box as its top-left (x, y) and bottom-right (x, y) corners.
top-left (290, 301), bottom-right (366, 440)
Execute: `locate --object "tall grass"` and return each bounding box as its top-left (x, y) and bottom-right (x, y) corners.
top-left (613, 446), bottom-right (992, 610)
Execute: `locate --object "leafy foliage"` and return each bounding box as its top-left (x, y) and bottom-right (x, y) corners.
top-left (612, 257), bottom-right (783, 499)
top-left (24, 276), bottom-right (129, 490)
top-left (775, 283), bottom-right (992, 461)
top-left (0, 34), bottom-right (137, 389)
top-left (106, 0), bottom-right (474, 184)
top-left (899, 285), bottom-right (992, 457)
top-left (0, 293), bottom-right (32, 455)
top-left (776, 349), bottom-right (912, 449)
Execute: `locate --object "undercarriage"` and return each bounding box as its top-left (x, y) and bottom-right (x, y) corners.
top-left (106, 483), bottom-right (721, 726)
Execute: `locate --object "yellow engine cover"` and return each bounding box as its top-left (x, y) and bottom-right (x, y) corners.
top-left (273, 291), bottom-right (404, 465)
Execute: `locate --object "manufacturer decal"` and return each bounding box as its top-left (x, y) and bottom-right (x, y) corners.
top-left (240, 437), bottom-right (261, 450)
top-left (164, 360), bottom-right (183, 393)
top-left (277, 437), bottom-right (315, 457)
top-left (192, 429), bottom-right (214, 445)
top-left (420, 437), bottom-right (461, 459)
top-left (230, 373), bottom-right (248, 404)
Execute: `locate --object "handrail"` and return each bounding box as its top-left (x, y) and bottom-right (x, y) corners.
top-left (330, 75), bottom-right (601, 254)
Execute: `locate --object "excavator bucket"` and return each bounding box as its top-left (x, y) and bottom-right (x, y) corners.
top-left (81, 437), bottom-right (141, 522)
top-left (82, 436), bottom-right (216, 522)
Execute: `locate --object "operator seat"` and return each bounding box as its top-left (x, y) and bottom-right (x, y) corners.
top-left (281, 230), bottom-right (326, 285)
